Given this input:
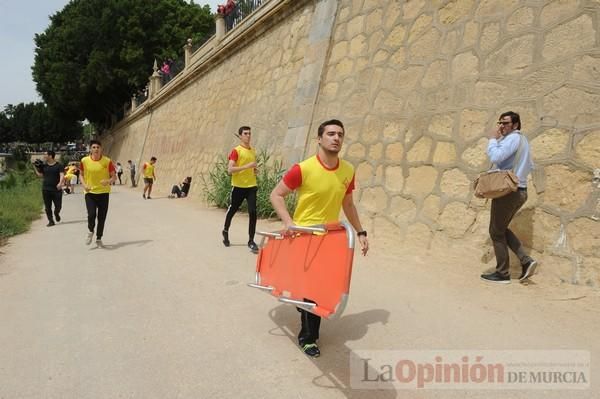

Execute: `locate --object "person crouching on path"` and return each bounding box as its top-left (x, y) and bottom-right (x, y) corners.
top-left (80, 140), bottom-right (117, 247)
top-left (270, 119), bottom-right (369, 358)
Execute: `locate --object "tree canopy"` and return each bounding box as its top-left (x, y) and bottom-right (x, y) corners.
top-left (0, 103), bottom-right (83, 144)
top-left (32, 0), bottom-right (214, 129)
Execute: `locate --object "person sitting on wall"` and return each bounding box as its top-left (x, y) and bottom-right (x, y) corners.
top-left (217, 0), bottom-right (236, 15)
top-left (169, 177), bottom-right (192, 199)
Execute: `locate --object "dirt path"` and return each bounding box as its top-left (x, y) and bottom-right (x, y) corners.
top-left (0, 185), bottom-right (598, 398)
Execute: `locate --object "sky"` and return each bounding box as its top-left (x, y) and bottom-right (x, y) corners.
top-left (0, 0), bottom-right (221, 109)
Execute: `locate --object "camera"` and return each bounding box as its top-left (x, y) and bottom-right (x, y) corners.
top-left (33, 159), bottom-right (44, 172)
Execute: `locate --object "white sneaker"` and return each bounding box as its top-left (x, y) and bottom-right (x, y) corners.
top-left (96, 239), bottom-right (104, 248)
top-left (86, 232), bottom-right (93, 245)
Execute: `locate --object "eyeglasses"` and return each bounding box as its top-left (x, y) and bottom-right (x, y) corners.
top-left (497, 121), bottom-right (512, 126)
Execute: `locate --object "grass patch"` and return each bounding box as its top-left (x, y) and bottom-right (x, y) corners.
top-left (0, 167), bottom-right (43, 242)
top-left (200, 149), bottom-right (294, 218)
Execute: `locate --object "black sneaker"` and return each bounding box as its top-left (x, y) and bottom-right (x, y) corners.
top-left (248, 240), bottom-right (259, 253)
top-left (142, 194), bottom-right (146, 199)
top-left (222, 230), bottom-right (230, 247)
top-left (480, 272), bottom-right (510, 284)
top-left (55, 214), bottom-right (61, 222)
top-left (301, 343), bottom-right (320, 358)
top-left (46, 221), bottom-right (55, 227)
top-left (519, 260), bottom-right (538, 281)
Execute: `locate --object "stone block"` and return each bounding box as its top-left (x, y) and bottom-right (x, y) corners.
top-left (440, 168), bottom-right (471, 198)
top-left (409, 29), bottom-right (441, 62)
top-left (516, 64), bottom-right (569, 98)
top-left (335, 57), bottom-right (355, 77)
top-left (512, 208), bottom-right (562, 252)
top-left (422, 195), bottom-right (441, 220)
top-left (362, 116), bottom-right (383, 144)
top-left (433, 142), bottom-right (457, 165)
top-left (540, 0), bottom-right (580, 27)
top-left (485, 34), bottom-right (534, 76)
top-left (462, 21), bottom-right (479, 48)
top-left (438, 0), bottom-right (476, 25)
top-left (390, 47), bottom-right (406, 65)
top-left (404, 166), bottom-right (438, 196)
top-left (373, 90), bottom-right (405, 113)
top-left (365, 9), bottom-right (383, 34)
top-left (507, 7), bottom-right (535, 33)
top-left (350, 34), bottom-right (368, 57)
top-left (384, 2), bottom-right (401, 30)
top-left (422, 60), bottom-right (448, 89)
top-left (356, 162), bottom-right (374, 186)
top-left (459, 109), bottom-right (489, 141)
top-left (543, 164), bottom-right (592, 212)
top-left (543, 15), bottom-right (595, 62)
top-left (567, 217), bottom-right (600, 257)
top-left (428, 114), bottom-right (454, 138)
top-left (475, 0), bottom-right (519, 19)
top-left (573, 55), bottom-right (600, 82)
top-left (330, 41), bottom-right (348, 62)
top-left (369, 142), bottom-right (383, 160)
top-left (574, 130), bottom-right (600, 168)
top-left (473, 81), bottom-right (506, 107)
top-left (373, 50), bottom-right (389, 63)
top-left (530, 128), bottom-right (570, 161)
top-left (360, 186), bottom-right (389, 213)
top-left (384, 25), bottom-right (406, 48)
top-left (390, 196), bottom-right (417, 224)
top-left (347, 142), bottom-right (366, 158)
top-left (384, 165), bottom-right (404, 192)
top-left (442, 30), bottom-right (459, 55)
top-left (346, 15), bottom-right (365, 39)
top-left (385, 142), bottom-right (405, 162)
top-left (480, 22), bottom-right (500, 52)
top-left (383, 121), bottom-right (405, 141)
top-left (407, 136), bottom-right (433, 163)
top-left (452, 51), bottom-right (479, 81)
top-left (578, 257), bottom-right (600, 287)
top-left (461, 138), bottom-right (489, 169)
top-left (543, 86), bottom-right (600, 128)
top-left (408, 14), bottom-right (433, 43)
top-left (369, 30), bottom-right (384, 52)
top-left (403, 0), bottom-right (425, 20)
top-left (439, 201), bottom-right (477, 238)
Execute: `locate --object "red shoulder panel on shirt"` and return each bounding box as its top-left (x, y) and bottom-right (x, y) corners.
top-left (283, 164), bottom-right (302, 190)
top-left (228, 149), bottom-right (239, 162)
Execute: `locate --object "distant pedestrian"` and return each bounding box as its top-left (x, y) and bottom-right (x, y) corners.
top-left (142, 157), bottom-right (157, 199)
top-left (116, 162), bottom-right (123, 185)
top-left (33, 151), bottom-right (64, 227)
top-left (128, 160), bottom-right (136, 187)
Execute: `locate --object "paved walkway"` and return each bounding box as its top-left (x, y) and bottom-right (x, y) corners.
top-left (0, 186), bottom-right (598, 398)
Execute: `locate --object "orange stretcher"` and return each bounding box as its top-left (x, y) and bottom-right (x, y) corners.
top-left (248, 222), bottom-right (355, 319)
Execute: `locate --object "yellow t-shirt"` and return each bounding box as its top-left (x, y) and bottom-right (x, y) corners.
top-left (229, 145), bottom-right (257, 188)
top-left (143, 162), bottom-right (155, 179)
top-left (283, 155), bottom-right (355, 227)
top-left (80, 156), bottom-right (114, 194)
top-left (65, 165), bottom-right (77, 180)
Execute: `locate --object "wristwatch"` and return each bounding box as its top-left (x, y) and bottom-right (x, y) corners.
top-left (357, 230), bottom-right (367, 237)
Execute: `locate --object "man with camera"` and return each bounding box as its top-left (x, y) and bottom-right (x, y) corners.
top-left (33, 151), bottom-right (65, 227)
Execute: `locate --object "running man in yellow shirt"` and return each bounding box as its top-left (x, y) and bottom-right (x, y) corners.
top-left (80, 140), bottom-right (117, 247)
top-left (270, 119), bottom-right (369, 357)
top-left (222, 126), bottom-right (259, 253)
top-left (142, 157), bottom-right (157, 199)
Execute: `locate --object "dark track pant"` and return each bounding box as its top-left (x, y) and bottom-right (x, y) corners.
top-left (85, 193), bottom-right (109, 239)
top-left (298, 299), bottom-right (320, 346)
top-left (489, 189), bottom-right (530, 277)
top-left (42, 190), bottom-right (62, 223)
top-left (223, 186), bottom-right (257, 241)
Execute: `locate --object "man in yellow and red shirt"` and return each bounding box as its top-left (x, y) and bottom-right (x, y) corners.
top-left (80, 140), bottom-right (117, 247)
top-left (222, 126), bottom-right (259, 252)
top-left (270, 119), bottom-right (369, 358)
top-left (142, 157), bottom-right (157, 199)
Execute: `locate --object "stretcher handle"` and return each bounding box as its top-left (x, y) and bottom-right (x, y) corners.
top-left (278, 297), bottom-right (316, 310)
top-left (257, 231), bottom-right (283, 238)
top-left (248, 283), bottom-right (274, 291)
top-left (288, 225), bottom-right (327, 234)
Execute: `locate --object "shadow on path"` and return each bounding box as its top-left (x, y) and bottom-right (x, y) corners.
top-left (90, 240), bottom-right (153, 251)
top-left (268, 304), bottom-right (397, 398)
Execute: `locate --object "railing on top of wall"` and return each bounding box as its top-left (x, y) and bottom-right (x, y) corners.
top-left (224, 0), bottom-right (265, 33)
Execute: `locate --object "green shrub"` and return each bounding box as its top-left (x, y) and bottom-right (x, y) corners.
top-left (200, 149), bottom-right (295, 219)
top-left (0, 171), bottom-right (43, 241)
